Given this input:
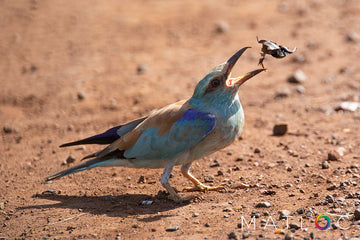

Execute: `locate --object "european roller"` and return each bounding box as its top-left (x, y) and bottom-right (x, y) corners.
top-left (46, 47), bottom-right (265, 203)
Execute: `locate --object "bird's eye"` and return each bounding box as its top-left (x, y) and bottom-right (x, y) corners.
top-left (211, 79), bottom-right (220, 88)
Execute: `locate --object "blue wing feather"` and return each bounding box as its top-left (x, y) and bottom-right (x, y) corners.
top-left (124, 109), bottom-right (216, 159)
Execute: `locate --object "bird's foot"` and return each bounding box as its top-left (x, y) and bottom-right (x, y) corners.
top-left (183, 183), bottom-right (228, 193)
top-left (233, 182), bottom-right (250, 189)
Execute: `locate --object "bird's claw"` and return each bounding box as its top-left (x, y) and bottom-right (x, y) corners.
top-left (238, 182), bottom-right (250, 189)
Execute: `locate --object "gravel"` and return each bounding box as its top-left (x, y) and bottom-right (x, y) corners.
top-left (166, 226), bottom-right (181, 232)
top-left (255, 202), bottom-right (271, 208)
top-left (227, 231), bottom-right (238, 239)
top-left (287, 69), bottom-right (308, 84)
top-left (354, 208), bottom-right (360, 220)
top-left (279, 209), bottom-right (291, 219)
top-left (321, 161), bottom-right (330, 169)
top-left (273, 124), bottom-right (288, 136)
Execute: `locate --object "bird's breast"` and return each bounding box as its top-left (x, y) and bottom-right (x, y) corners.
top-left (187, 99), bottom-right (244, 162)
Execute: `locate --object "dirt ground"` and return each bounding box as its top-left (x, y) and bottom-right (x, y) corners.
top-left (1, 0), bottom-right (360, 239)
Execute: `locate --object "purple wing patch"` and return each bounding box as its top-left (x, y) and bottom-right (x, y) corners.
top-left (178, 109), bottom-right (216, 136)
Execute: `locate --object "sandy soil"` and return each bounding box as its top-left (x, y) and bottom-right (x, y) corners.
top-left (1, 0), bottom-right (360, 239)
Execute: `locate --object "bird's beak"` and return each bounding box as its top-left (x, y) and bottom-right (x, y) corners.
top-left (224, 47), bottom-right (266, 87)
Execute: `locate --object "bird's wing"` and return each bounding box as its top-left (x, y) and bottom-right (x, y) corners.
top-left (60, 117), bottom-right (146, 147)
top-left (92, 100), bottom-right (216, 160)
top-left (124, 109), bottom-right (216, 159)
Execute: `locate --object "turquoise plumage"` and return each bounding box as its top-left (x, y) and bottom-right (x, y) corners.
top-left (46, 47), bottom-right (265, 203)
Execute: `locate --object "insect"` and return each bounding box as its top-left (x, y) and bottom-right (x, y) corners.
top-left (257, 37), bottom-right (296, 68)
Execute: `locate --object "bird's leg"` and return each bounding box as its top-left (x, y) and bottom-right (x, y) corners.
top-left (258, 57), bottom-right (265, 68)
top-left (160, 162), bottom-right (195, 203)
top-left (181, 163), bottom-right (227, 192)
top-left (258, 51), bottom-right (266, 68)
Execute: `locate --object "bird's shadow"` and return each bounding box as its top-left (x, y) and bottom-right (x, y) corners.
top-left (18, 192), bottom-right (188, 221)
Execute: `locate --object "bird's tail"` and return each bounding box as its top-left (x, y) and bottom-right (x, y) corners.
top-left (46, 149), bottom-right (126, 181)
top-left (45, 158), bottom-right (103, 181)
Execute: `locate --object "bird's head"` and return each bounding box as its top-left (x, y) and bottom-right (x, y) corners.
top-left (191, 47), bottom-right (265, 106)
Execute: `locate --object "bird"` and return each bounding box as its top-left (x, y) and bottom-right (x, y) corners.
top-left (46, 47), bottom-right (265, 203)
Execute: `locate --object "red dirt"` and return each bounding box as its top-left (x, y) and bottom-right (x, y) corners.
top-left (1, 0), bottom-right (360, 239)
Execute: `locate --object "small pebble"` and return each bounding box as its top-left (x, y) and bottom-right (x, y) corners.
top-left (66, 226), bottom-right (76, 231)
top-left (242, 232), bottom-right (251, 239)
top-left (228, 231), bottom-right (238, 240)
top-left (321, 161), bottom-right (330, 169)
top-left (62, 155), bottom-right (75, 165)
top-left (325, 195), bottom-right (334, 203)
top-left (284, 232), bottom-right (294, 240)
top-left (204, 223), bottom-right (210, 227)
top-left (285, 164), bottom-right (292, 172)
top-left (215, 21), bottom-right (229, 33)
top-left (287, 69), bottom-right (308, 84)
top-left (204, 175), bottom-right (214, 183)
top-left (140, 200), bottom-right (153, 205)
top-left (327, 184), bottom-right (337, 191)
top-left (335, 102), bottom-right (360, 112)
top-left (273, 124), bottom-right (287, 136)
top-left (75, 146), bottom-right (86, 151)
top-left (3, 125), bottom-right (15, 134)
top-left (255, 202), bottom-right (271, 208)
top-left (289, 223), bottom-right (300, 230)
top-left (210, 160), bottom-right (220, 167)
top-left (296, 208), bottom-right (304, 214)
top-left (166, 226), bottom-right (181, 232)
top-left (193, 212), bottom-right (199, 217)
top-left (137, 64), bottom-right (148, 74)
top-left (295, 85), bottom-right (305, 94)
top-left (41, 190), bottom-right (57, 195)
top-left (336, 147), bottom-right (346, 157)
top-left (328, 150), bottom-right (341, 161)
top-left (305, 209), bottom-right (314, 218)
top-left (254, 148), bottom-right (261, 154)
top-left (223, 207), bottom-right (233, 212)
top-left (279, 210), bottom-right (291, 219)
top-left (77, 92), bottom-right (85, 100)
top-left (347, 31), bottom-right (360, 42)
top-left (137, 176), bottom-right (145, 184)
top-left (354, 208), bottom-right (360, 220)
top-left (274, 88), bottom-right (291, 99)
top-left (331, 223), bottom-right (339, 229)
top-left (262, 190), bottom-right (276, 195)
